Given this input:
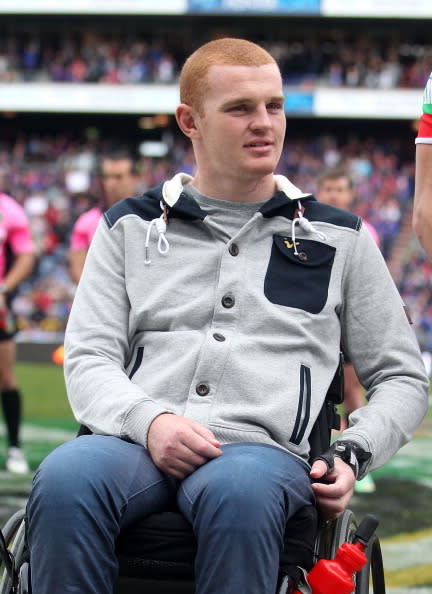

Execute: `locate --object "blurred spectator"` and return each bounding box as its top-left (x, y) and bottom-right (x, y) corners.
top-left (0, 26), bottom-right (431, 88)
top-left (315, 167), bottom-right (380, 493)
top-left (69, 151), bottom-right (139, 283)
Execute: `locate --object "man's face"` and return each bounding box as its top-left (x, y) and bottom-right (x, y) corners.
top-left (317, 176), bottom-right (353, 210)
top-left (193, 63), bottom-right (286, 184)
top-left (101, 159), bottom-right (137, 207)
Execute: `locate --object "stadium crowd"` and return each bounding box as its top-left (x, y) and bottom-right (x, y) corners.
top-left (1, 123), bottom-right (430, 351)
top-left (0, 26), bottom-right (431, 88)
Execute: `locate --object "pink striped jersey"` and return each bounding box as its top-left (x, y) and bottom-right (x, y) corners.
top-left (70, 207), bottom-right (102, 251)
top-left (0, 192), bottom-right (34, 281)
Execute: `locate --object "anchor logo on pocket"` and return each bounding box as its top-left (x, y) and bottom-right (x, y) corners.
top-left (284, 239), bottom-right (300, 249)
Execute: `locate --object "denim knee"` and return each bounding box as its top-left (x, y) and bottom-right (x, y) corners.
top-left (179, 443), bottom-right (313, 532)
top-left (29, 435), bottom-right (175, 520)
top-left (29, 436), bottom-right (124, 513)
top-left (178, 444), bottom-right (313, 594)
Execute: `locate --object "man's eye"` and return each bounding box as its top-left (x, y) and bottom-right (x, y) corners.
top-left (268, 103), bottom-right (283, 111)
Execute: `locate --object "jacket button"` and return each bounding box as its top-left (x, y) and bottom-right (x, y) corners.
top-left (229, 243), bottom-right (239, 256)
top-left (196, 382), bottom-right (210, 396)
top-left (298, 252), bottom-right (308, 261)
top-left (221, 294), bottom-right (235, 308)
top-left (213, 333), bottom-right (226, 342)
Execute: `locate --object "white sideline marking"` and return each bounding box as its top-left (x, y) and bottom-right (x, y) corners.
top-left (381, 536), bottom-right (432, 571)
top-left (0, 424), bottom-right (75, 443)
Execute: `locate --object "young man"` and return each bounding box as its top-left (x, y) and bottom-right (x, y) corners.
top-left (69, 151), bottom-right (138, 283)
top-left (413, 72), bottom-right (432, 258)
top-left (0, 191), bottom-right (35, 474)
top-left (27, 39), bottom-right (428, 594)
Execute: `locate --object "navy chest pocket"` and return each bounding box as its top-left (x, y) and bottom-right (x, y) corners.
top-left (264, 235), bottom-right (336, 314)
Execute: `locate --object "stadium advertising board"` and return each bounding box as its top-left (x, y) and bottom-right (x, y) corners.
top-left (322, 0), bottom-right (432, 17)
top-left (314, 88), bottom-right (423, 119)
top-left (284, 92), bottom-right (314, 114)
top-left (2, 0), bottom-right (430, 15)
top-left (0, 84), bottom-right (180, 114)
top-left (0, 0), bottom-right (187, 13)
top-left (0, 84), bottom-right (421, 119)
top-left (187, 0), bottom-right (320, 13)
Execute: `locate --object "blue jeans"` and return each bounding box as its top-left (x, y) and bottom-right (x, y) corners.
top-left (27, 436), bottom-right (314, 594)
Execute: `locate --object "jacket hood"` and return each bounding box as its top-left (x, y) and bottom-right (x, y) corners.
top-left (161, 172), bottom-right (312, 208)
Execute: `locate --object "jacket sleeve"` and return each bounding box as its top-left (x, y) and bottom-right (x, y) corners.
top-left (339, 224), bottom-right (429, 477)
top-left (64, 217), bottom-right (172, 448)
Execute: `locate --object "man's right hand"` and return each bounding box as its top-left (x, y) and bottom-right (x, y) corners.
top-left (147, 413), bottom-right (222, 479)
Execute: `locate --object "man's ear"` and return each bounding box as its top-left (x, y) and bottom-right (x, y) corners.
top-left (176, 104), bottom-right (201, 139)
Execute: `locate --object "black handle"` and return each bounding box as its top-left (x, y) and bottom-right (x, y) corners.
top-left (353, 514), bottom-right (379, 545)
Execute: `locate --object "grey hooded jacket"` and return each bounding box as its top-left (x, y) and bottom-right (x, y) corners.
top-left (64, 173), bottom-right (429, 477)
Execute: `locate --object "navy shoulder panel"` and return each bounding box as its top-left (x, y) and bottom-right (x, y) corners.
top-left (103, 183), bottom-right (206, 227)
top-left (304, 199), bottom-right (362, 231)
top-left (104, 184), bottom-right (164, 228)
top-left (261, 193), bottom-right (361, 231)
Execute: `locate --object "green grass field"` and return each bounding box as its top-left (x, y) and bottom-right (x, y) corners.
top-left (1, 362), bottom-right (78, 469)
top-left (16, 362), bottom-right (74, 427)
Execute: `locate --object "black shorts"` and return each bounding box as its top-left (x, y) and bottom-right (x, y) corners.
top-left (0, 325), bottom-right (17, 342)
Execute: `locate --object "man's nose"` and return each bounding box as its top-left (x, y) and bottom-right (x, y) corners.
top-left (250, 104), bottom-right (271, 129)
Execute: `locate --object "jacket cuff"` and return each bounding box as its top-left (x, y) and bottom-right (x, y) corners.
top-left (121, 401), bottom-right (174, 448)
top-left (313, 440), bottom-right (372, 480)
top-left (334, 441), bottom-right (372, 479)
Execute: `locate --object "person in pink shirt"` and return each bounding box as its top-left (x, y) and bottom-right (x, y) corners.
top-left (50, 153), bottom-right (139, 367)
top-left (69, 152), bottom-right (138, 283)
top-left (69, 206), bottom-right (102, 254)
top-left (0, 191), bottom-right (35, 474)
top-left (316, 167), bottom-right (381, 493)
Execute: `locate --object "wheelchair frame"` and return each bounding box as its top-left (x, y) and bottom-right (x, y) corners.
top-left (0, 355), bottom-right (386, 594)
top-left (0, 504), bottom-right (386, 594)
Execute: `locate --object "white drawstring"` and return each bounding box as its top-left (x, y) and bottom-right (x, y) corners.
top-left (291, 200), bottom-right (327, 256)
top-left (144, 202), bottom-right (170, 265)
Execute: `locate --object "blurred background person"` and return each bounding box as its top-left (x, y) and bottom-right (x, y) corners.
top-left (413, 72), bottom-right (432, 259)
top-left (0, 189), bottom-right (35, 474)
top-left (50, 151), bottom-right (140, 367)
top-left (69, 151), bottom-right (139, 284)
top-left (316, 167), bottom-right (381, 493)
top-left (316, 167), bottom-right (381, 246)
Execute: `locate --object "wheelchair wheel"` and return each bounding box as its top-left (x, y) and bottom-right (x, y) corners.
top-left (329, 509), bottom-right (358, 558)
top-left (0, 509), bottom-right (27, 594)
top-left (313, 509), bottom-right (356, 563)
top-left (352, 529), bottom-right (385, 594)
top-left (314, 510), bottom-right (385, 594)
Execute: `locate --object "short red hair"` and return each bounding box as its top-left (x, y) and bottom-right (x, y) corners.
top-left (179, 38), bottom-right (277, 113)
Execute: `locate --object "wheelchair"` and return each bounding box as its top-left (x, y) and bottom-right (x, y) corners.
top-left (0, 357), bottom-right (386, 594)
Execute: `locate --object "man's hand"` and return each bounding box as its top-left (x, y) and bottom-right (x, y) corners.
top-left (147, 413), bottom-right (222, 479)
top-left (310, 457), bottom-right (355, 520)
